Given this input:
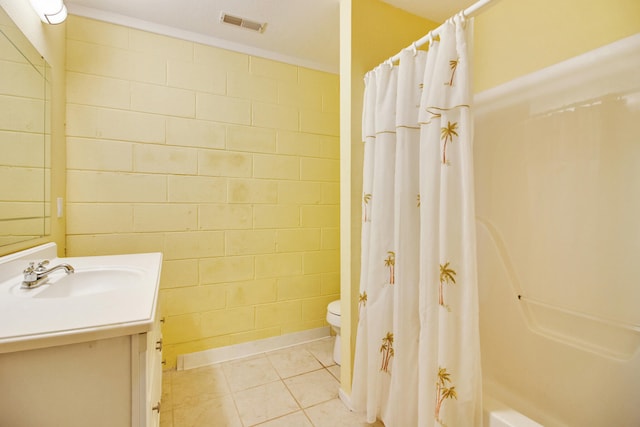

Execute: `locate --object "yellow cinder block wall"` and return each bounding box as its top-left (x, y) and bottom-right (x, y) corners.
top-left (65, 15), bottom-right (340, 369)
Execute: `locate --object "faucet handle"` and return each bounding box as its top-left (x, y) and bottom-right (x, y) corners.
top-left (23, 262), bottom-right (36, 274)
top-left (35, 260), bottom-right (50, 272)
top-left (23, 262), bottom-right (38, 282)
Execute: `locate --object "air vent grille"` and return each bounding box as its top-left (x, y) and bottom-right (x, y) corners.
top-left (220, 13), bottom-right (266, 33)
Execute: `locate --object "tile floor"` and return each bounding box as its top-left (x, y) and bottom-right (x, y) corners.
top-left (160, 337), bottom-right (384, 427)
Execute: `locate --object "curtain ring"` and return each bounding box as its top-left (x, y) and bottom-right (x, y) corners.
top-left (427, 32), bottom-right (433, 47)
top-left (457, 11), bottom-right (467, 27)
top-left (411, 42), bottom-right (418, 56)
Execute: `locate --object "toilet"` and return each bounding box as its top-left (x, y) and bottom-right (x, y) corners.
top-left (326, 300), bottom-right (341, 365)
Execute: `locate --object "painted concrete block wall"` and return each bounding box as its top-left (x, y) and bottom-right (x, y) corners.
top-left (64, 15), bottom-right (340, 368)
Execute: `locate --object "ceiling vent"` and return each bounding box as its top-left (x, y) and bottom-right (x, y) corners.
top-left (220, 12), bottom-right (266, 33)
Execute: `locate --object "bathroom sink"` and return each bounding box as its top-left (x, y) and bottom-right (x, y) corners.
top-left (31, 267), bottom-right (145, 298)
top-left (0, 244), bottom-right (162, 353)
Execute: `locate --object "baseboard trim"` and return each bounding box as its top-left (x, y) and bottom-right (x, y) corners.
top-left (338, 387), bottom-right (354, 411)
top-left (177, 326), bottom-right (331, 370)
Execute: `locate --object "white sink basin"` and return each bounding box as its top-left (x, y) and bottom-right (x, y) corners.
top-left (7, 267), bottom-right (145, 299)
top-left (0, 243), bottom-right (162, 353)
top-left (33, 267), bottom-right (145, 298)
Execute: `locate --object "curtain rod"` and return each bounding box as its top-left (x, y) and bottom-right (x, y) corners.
top-left (384, 0), bottom-right (500, 65)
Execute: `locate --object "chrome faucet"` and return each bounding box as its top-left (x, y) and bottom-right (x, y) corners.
top-left (22, 260), bottom-right (75, 289)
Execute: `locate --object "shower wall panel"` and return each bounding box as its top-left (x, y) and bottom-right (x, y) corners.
top-left (474, 34), bottom-right (640, 427)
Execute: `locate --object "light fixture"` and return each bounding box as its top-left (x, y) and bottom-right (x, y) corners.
top-left (29, 0), bottom-right (68, 25)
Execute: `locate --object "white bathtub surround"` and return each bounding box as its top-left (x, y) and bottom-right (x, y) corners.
top-left (474, 34), bottom-right (640, 427)
top-left (352, 15), bottom-right (482, 427)
top-left (483, 396), bottom-right (544, 427)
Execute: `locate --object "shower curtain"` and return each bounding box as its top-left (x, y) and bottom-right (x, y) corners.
top-left (352, 16), bottom-right (482, 427)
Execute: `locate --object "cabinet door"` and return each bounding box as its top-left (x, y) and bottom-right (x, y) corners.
top-left (0, 336), bottom-right (132, 427)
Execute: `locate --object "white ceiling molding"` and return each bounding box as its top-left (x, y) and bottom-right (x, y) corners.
top-left (65, 0), bottom-right (477, 75)
top-left (66, 3), bottom-right (339, 74)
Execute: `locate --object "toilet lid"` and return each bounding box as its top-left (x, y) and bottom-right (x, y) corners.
top-left (328, 300), bottom-right (341, 316)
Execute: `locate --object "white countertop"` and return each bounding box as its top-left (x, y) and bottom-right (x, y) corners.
top-left (0, 243), bottom-right (162, 353)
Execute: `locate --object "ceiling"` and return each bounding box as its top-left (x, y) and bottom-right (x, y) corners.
top-left (65, 0), bottom-right (477, 74)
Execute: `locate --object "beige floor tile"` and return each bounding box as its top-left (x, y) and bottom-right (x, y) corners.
top-left (284, 368), bottom-right (339, 408)
top-left (221, 354), bottom-right (281, 392)
top-left (305, 398), bottom-right (384, 427)
top-left (162, 370), bottom-right (173, 413)
top-left (266, 345), bottom-right (323, 378)
top-left (162, 370), bottom-right (173, 389)
top-left (327, 364), bottom-right (340, 381)
top-left (305, 337), bottom-right (336, 367)
top-left (172, 364), bottom-right (231, 408)
top-left (234, 380), bottom-right (300, 426)
top-left (163, 338), bottom-right (369, 427)
top-left (304, 337), bottom-right (336, 367)
top-left (255, 410), bottom-right (313, 426)
top-left (173, 394), bottom-right (242, 427)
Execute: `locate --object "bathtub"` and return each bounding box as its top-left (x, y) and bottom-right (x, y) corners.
top-left (339, 389), bottom-right (544, 427)
top-left (483, 396), bottom-right (543, 427)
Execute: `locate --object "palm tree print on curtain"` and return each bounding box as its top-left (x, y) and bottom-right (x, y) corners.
top-left (363, 193), bottom-right (372, 222)
top-left (359, 291), bottom-right (367, 312)
top-left (435, 367), bottom-right (458, 425)
top-left (384, 251), bottom-right (396, 284)
top-left (440, 121), bottom-right (459, 165)
top-left (379, 332), bottom-right (394, 373)
top-left (446, 58), bottom-right (459, 86)
top-left (439, 262), bottom-right (457, 309)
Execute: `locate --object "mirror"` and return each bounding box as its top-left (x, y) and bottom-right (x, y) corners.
top-left (0, 6), bottom-right (51, 247)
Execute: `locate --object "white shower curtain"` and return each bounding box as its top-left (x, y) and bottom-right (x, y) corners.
top-left (352, 16), bottom-right (482, 427)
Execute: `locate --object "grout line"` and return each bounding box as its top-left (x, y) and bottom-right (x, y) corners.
top-left (165, 339), bottom-right (339, 426)
top-left (219, 359), bottom-right (244, 426)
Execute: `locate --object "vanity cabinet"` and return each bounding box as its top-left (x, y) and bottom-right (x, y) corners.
top-left (0, 313), bottom-right (163, 427)
top-left (0, 244), bottom-right (164, 426)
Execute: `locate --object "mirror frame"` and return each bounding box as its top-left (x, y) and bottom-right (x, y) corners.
top-left (0, 0), bottom-right (65, 258)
